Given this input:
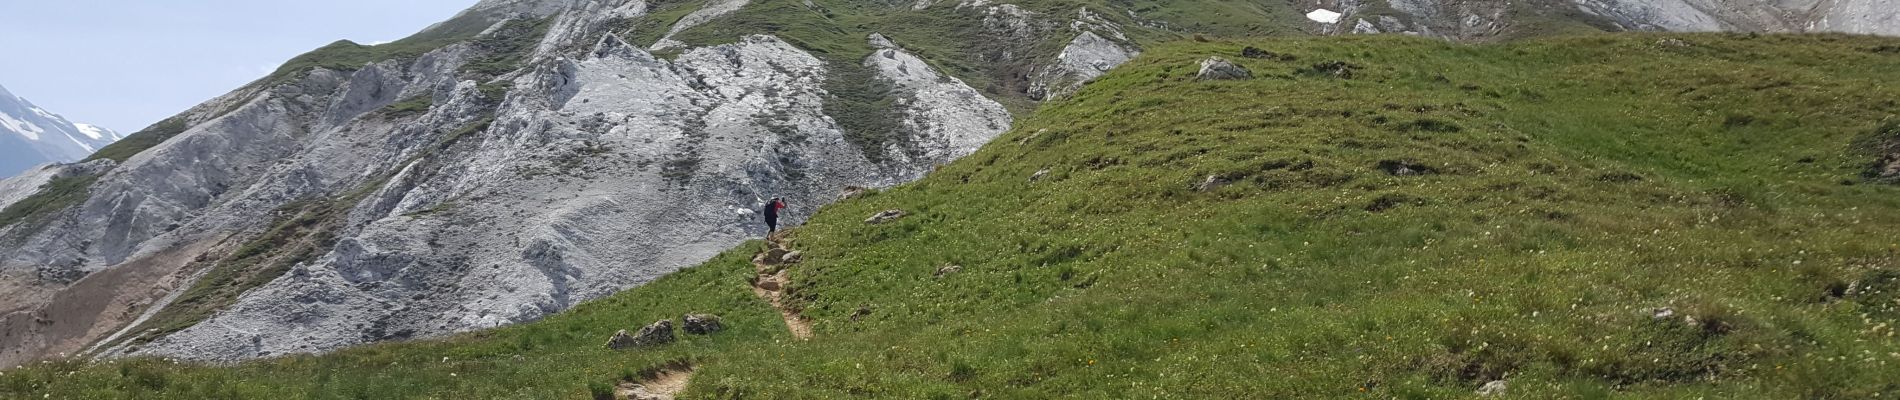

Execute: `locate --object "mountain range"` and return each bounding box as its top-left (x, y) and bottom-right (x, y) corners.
top-left (0, 84), bottom-right (122, 178)
top-left (0, 0), bottom-right (1896, 386)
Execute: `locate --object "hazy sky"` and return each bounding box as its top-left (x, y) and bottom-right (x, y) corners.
top-left (0, 0), bottom-right (476, 133)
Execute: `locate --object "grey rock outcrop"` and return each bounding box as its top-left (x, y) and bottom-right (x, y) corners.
top-left (682, 313), bottom-right (723, 334)
top-left (607, 320), bottom-right (675, 349)
top-left (863, 34), bottom-right (1014, 175)
top-left (1196, 57), bottom-right (1252, 81)
top-left (1031, 31), bottom-right (1139, 99)
top-left (606, 329), bottom-right (637, 349)
top-left (633, 320), bottom-right (675, 346)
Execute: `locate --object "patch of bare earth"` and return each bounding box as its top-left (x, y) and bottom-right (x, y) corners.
top-left (0, 236), bottom-right (227, 368)
top-left (616, 364), bottom-right (696, 400)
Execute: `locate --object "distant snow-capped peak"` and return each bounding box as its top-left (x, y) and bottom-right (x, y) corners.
top-left (0, 83), bottom-right (123, 178)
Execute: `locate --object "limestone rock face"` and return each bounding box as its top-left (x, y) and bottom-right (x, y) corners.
top-left (121, 31), bottom-right (998, 362)
top-left (863, 34), bottom-right (1014, 177)
top-left (0, 0), bottom-right (1029, 365)
top-left (1031, 31), bottom-right (1139, 100)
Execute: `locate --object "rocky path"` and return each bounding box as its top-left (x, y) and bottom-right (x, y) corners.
top-left (617, 364), bottom-right (696, 400)
top-left (752, 233), bottom-right (814, 340)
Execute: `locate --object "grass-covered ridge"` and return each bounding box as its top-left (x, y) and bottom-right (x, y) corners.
top-left (7, 33), bottom-right (1900, 398)
top-left (0, 174), bottom-right (98, 235)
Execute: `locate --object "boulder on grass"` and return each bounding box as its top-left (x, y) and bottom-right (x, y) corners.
top-left (608, 320), bottom-right (675, 350)
top-left (1196, 57), bottom-right (1253, 81)
top-left (682, 314), bottom-right (724, 335)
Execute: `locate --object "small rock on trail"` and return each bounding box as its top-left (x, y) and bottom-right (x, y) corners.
top-left (1197, 57), bottom-right (1253, 80)
top-left (756, 248), bottom-right (791, 266)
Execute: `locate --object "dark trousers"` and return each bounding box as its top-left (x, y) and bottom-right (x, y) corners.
top-left (766, 217), bottom-right (778, 233)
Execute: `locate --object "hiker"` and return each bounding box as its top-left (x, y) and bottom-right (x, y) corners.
top-left (762, 197), bottom-right (787, 234)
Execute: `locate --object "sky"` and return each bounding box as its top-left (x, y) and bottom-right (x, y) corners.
top-left (0, 0), bottom-right (477, 133)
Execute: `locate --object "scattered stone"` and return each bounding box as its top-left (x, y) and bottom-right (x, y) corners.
top-left (850, 305), bottom-right (874, 322)
top-left (780, 251), bottom-right (803, 264)
top-left (1657, 38), bottom-right (1690, 47)
top-left (608, 320), bottom-right (675, 349)
top-left (1195, 175), bottom-right (1231, 192)
top-left (935, 264), bottom-right (963, 277)
top-left (1650, 307), bottom-right (1676, 320)
top-left (682, 314), bottom-right (724, 335)
top-left (1239, 46), bottom-right (1295, 61)
top-left (1377, 160), bottom-right (1437, 176)
top-left (1304, 61), bottom-right (1359, 79)
top-left (1196, 57), bottom-right (1253, 81)
top-left (1877, 156), bottom-right (1900, 182)
top-left (840, 186), bottom-right (868, 200)
top-left (1017, 129), bottom-right (1048, 145)
top-left (867, 33), bottom-right (898, 49)
top-left (865, 209), bottom-right (908, 224)
top-left (757, 274), bottom-right (783, 291)
top-left (759, 248), bottom-right (790, 265)
top-left (606, 330), bottom-right (638, 350)
top-left (1029, 168), bottom-right (1050, 182)
top-left (1477, 380), bottom-right (1508, 396)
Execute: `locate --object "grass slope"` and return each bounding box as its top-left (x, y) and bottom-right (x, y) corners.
top-left (7, 33), bottom-right (1900, 399)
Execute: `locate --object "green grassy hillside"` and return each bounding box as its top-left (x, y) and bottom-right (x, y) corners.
top-left (7, 32), bottom-right (1900, 399)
